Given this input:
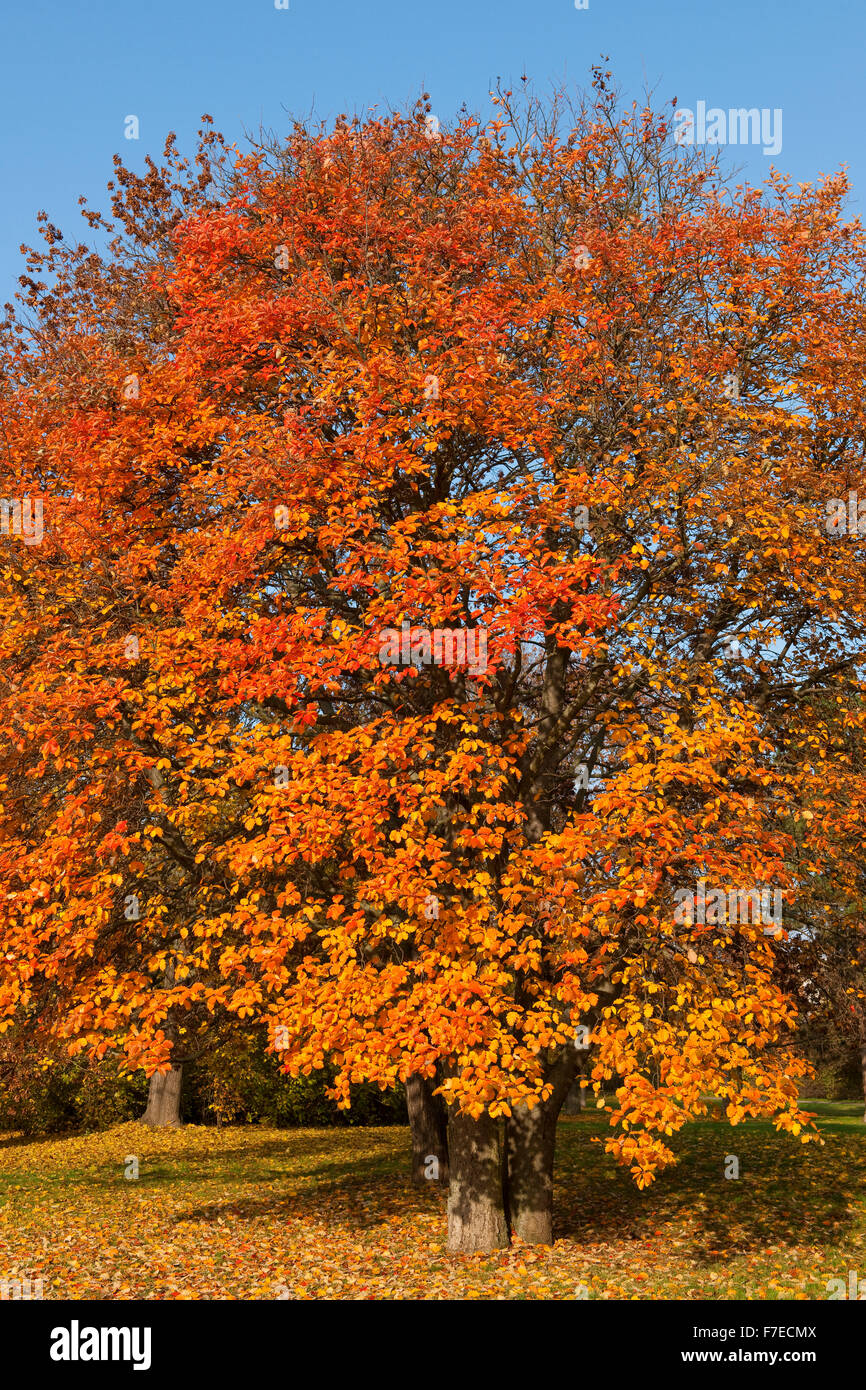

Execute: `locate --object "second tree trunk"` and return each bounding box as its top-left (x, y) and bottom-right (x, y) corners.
top-left (406, 1072), bottom-right (449, 1185)
top-left (504, 1048), bottom-right (578, 1244)
top-left (504, 1099), bottom-right (560, 1244)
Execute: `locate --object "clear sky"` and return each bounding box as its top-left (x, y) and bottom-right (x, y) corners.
top-left (1, 0), bottom-right (862, 304)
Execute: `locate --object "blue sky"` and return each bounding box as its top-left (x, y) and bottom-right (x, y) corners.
top-left (1, 0), bottom-right (862, 304)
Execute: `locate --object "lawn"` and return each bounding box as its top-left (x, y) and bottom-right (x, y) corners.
top-left (1, 1102), bottom-right (864, 1299)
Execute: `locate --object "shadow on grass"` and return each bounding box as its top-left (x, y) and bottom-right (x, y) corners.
top-left (170, 1112), bottom-right (864, 1259)
top-left (0, 1133), bottom-right (38, 1151)
top-left (553, 1114), bottom-right (864, 1260)
top-left (0, 1127), bottom-right (408, 1190)
top-left (174, 1174), bottom-right (427, 1231)
top-left (5, 1112), bottom-right (864, 1264)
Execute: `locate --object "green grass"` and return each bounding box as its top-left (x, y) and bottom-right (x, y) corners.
top-left (0, 1103), bottom-right (864, 1298)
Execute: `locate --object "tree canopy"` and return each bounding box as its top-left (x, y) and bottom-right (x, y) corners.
top-left (2, 76), bottom-right (865, 1248)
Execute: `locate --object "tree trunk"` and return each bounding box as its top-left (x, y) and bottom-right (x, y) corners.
top-left (562, 1066), bottom-right (588, 1115)
top-left (141, 1064), bottom-right (183, 1127)
top-left (504, 1048), bottom-right (577, 1244)
top-left (504, 1101), bottom-right (558, 1244)
top-left (406, 1072), bottom-right (449, 1185)
top-left (861, 1045), bottom-right (866, 1124)
top-left (446, 1106), bottom-right (509, 1253)
top-left (561, 1081), bottom-right (585, 1114)
top-left (141, 983), bottom-right (184, 1128)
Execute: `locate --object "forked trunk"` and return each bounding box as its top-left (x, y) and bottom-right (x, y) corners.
top-left (446, 1106), bottom-right (509, 1253)
top-left (142, 1064), bottom-right (183, 1127)
top-left (406, 1072), bottom-right (449, 1185)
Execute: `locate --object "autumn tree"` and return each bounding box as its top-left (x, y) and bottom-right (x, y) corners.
top-left (772, 695), bottom-right (866, 1116)
top-left (0, 121), bottom-right (243, 1127)
top-left (2, 77), bottom-right (866, 1250)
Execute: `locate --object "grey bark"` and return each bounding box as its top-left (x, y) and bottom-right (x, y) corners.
top-left (562, 1075), bottom-right (588, 1115)
top-left (504, 1048), bottom-right (578, 1244)
top-left (141, 1064), bottom-right (183, 1127)
top-left (406, 1072), bottom-right (449, 1185)
top-left (446, 1106), bottom-right (509, 1253)
top-left (563, 1053), bottom-right (590, 1114)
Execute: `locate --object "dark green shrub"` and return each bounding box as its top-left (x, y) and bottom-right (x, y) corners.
top-left (0, 1026), bottom-right (405, 1134)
